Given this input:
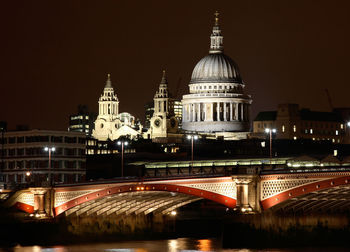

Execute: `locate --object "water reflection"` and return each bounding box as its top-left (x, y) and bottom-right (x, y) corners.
top-left (196, 239), bottom-right (212, 251)
top-left (3, 239), bottom-right (350, 252)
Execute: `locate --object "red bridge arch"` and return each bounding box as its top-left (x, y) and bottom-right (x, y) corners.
top-left (54, 183), bottom-right (237, 216)
top-left (261, 175), bottom-right (350, 210)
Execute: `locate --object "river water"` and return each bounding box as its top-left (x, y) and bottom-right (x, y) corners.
top-left (1, 238), bottom-right (349, 252)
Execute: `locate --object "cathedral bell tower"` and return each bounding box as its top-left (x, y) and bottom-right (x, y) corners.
top-left (149, 71), bottom-right (178, 139)
top-left (92, 74), bottom-right (121, 140)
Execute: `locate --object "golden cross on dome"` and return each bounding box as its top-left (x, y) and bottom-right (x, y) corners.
top-left (214, 11), bottom-right (219, 25)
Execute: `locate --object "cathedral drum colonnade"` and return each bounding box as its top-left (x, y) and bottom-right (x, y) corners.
top-left (182, 12), bottom-right (252, 133)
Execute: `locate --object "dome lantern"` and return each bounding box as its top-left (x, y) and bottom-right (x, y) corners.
top-left (209, 11), bottom-right (224, 54)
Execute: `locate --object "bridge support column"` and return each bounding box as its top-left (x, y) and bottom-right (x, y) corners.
top-left (31, 188), bottom-right (49, 218)
top-left (234, 177), bottom-right (253, 213)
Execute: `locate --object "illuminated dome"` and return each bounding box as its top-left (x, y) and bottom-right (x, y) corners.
top-left (181, 12), bottom-right (252, 136)
top-left (190, 53), bottom-right (242, 84)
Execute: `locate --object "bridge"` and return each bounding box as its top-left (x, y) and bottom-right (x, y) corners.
top-left (3, 155), bottom-right (350, 218)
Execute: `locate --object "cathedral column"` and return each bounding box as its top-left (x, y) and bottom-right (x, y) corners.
top-left (210, 103), bottom-right (213, 121)
top-left (235, 103), bottom-right (239, 121)
top-left (230, 102), bottom-right (233, 121)
top-left (245, 104), bottom-right (250, 122)
top-left (223, 102), bottom-right (227, 121)
top-left (197, 103), bottom-right (201, 122)
top-left (203, 103), bottom-right (207, 121)
top-left (216, 102), bottom-right (220, 121)
top-left (241, 103), bottom-right (244, 121)
top-left (182, 106), bottom-right (186, 122)
top-left (192, 103), bottom-right (196, 122)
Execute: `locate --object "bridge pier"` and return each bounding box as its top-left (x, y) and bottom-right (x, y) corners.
top-left (30, 188), bottom-right (52, 218)
top-left (233, 175), bottom-right (259, 213)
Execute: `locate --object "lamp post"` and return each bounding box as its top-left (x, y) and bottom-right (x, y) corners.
top-left (117, 141), bottom-right (128, 177)
top-left (265, 128), bottom-right (276, 160)
top-left (25, 171), bottom-right (31, 185)
top-left (187, 134), bottom-right (198, 171)
top-left (44, 146), bottom-right (55, 186)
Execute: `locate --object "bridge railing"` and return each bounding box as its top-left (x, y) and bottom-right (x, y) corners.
top-left (261, 165), bottom-right (350, 175)
top-left (53, 173), bottom-right (227, 188)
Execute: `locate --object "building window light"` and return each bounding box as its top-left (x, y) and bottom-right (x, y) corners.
top-left (341, 124), bottom-right (344, 129)
top-left (312, 138), bottom-right (315, 141)
top-left (336, 130), bottom-right (339, 135)
top-left (293, 136), bottom-right (297, 140)
top-left (310, 129), bottom-right (313, 134)
top-left (293, 125), bottom-right (296, 132)
top-left (282, 125), bottom-right (285, 132)
top-left (305, 129), bottom-right (308, 134)
top-left (334, 149), bottom-right (338, 156)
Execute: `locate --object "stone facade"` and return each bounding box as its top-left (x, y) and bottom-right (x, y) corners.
top-left (92, 75), bottom-right (142, 140)
top-left (147, 71), bottom-right (179, 140)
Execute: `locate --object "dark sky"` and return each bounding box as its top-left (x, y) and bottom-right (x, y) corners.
top-left (1, 0), bottom-right (350, 130)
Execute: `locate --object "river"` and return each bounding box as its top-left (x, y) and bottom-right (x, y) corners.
top-left (1, 238), bottom-right (349, 252)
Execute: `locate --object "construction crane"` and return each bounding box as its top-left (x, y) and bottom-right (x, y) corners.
top-left (325, 89), bottom-right (333, 111)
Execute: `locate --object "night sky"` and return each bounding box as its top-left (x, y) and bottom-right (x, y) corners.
top-left (1, 1), bottom-right (350, 131)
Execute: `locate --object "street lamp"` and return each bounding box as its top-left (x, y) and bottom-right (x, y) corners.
top-left (25, 171), bottom-right (31, 184)
top-left (117, 141), bottom-right (128, 177)
top-left (44, 146), bottom-right (55, 186)
top-left (265, 128), bottom-right (276, 160)
top-left (187, 135), bottom-right (198, 171)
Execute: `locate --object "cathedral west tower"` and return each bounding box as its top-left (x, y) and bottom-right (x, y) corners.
top-left (92, 74), bottom-right (121, 140)
top-left (148, 70), bottom-right (179, 140)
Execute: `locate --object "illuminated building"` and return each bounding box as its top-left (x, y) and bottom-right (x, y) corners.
top-left (92, 74), bottom-right (142, 141)
top-left (147, 71), bottom-right (179, 141)
top-left (144, 101), bottom-right (154, 129)
top-left (172, 100), bottom-right (182, 128)
top-left (181, 12), bottom-right (252, 140)
top-left (0, 129), bottom-right (86, 187)
top-left (68, 105), bottom-right (96, 136)
top-left (253, 104), bottom-right (347, 143)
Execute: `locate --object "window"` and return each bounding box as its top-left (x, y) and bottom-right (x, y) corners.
top-left (17, 137), bottom-right (24, 143)
top-left (8, 149), bottom-right (15, 156)
top-left (51, 136), bottom-right (63, 143)
top-left (336, 130), bottom-right (339, 135)
top-left (64, 137), bottom-right (77, 143)
top-left (293, 136), bottom-right (297, 140)
top-left (9, 137), bottom-right (15, 144)
top-left (282, 125), bottom-right (285, 132)
top-left (65, 148), bottom-right (76, 156)
top-left (293, 125), bottom-right (296, 132)
top-left (310, 129), bottom-right (313, 134)
top-left (17, 148), bottom-right (24, 156)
